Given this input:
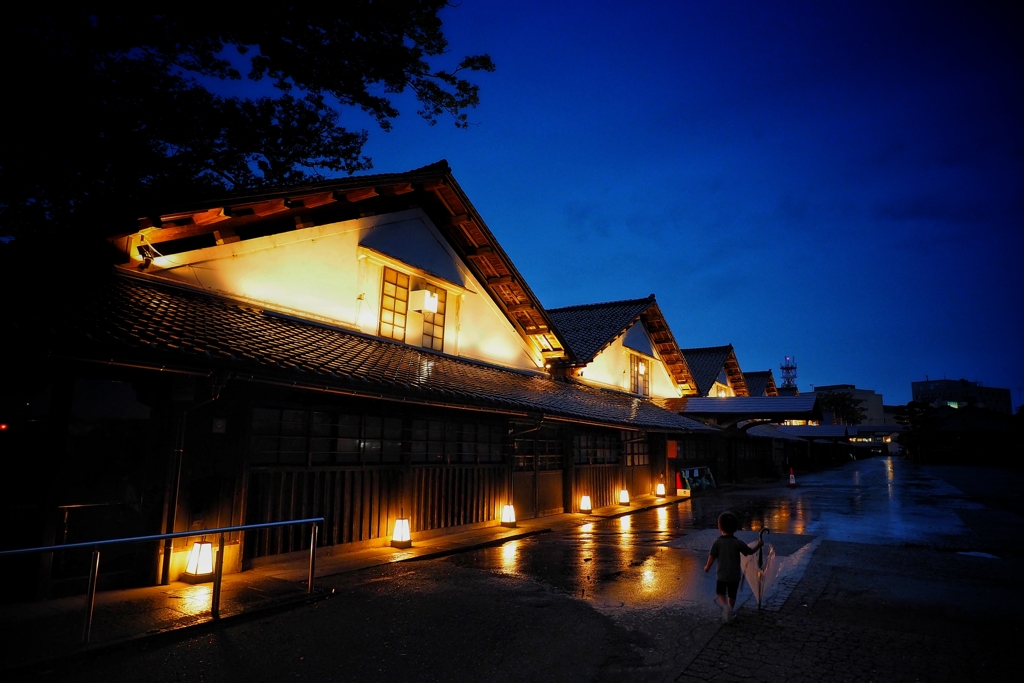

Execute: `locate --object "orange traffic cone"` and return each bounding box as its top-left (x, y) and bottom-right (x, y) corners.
top-left (788, 468), bottom-right (797, 488)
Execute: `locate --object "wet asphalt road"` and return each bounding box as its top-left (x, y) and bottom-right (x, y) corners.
top-left (33, 457), bottom-right (1023, 682)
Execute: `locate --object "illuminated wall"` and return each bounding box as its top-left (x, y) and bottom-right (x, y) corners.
top-left (135, 209), bottom-right (541, 370)
top-left (577, 322), bottom-right (679, 398)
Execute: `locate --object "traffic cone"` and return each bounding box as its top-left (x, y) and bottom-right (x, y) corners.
top-left (788, 468), bottom-right (797, 488)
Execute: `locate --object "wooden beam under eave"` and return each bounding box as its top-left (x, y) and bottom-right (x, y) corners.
top-left (341, 188), bottom-right (379, 203)
top-left (142, 222), bottom-right (218, 245)
top-left (507, 303), bottom-right (534, 313)
top-left (213, 227), bottom-right (240, 245)
top-left (465, 246), bottom-right (493, 257)
top-left (421, 179), bottom-right (446, 192)
top-left (377, 183), bottom-right (414, 196)
top-left (294, 192), bottom-right (336, 209)
top-left (449, 213), bottom-right (472, 226)
top-left (246, 198), bottom-right (289, 216)
top-left (487, 275), bottom-right (514, 286)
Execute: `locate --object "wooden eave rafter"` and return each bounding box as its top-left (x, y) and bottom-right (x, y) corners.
top-left (421, 174), bottom-right (571, 362)
top-left (128, 181), bottom-right (428, 246)
top-left (723, 350), bottom-right (750, 397)
top-left (639, 303), bottom-right (699, 395)
top-left (115, 161), bottom-right (571, 362)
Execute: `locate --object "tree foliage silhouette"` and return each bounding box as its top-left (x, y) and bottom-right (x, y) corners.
top-left (817, 391), bottom-right (867, 426)
top-left (1, 3), bottom-right (494, 244)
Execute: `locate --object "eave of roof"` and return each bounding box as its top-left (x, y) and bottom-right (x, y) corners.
top-left (14, 273), bottom-right (714, 435)
top-left (654, 395), bottom-right (819, 416)
top-left (111, 161), bottom-right (574, 363)
top-left (548, 296), bottom-right (697, 393)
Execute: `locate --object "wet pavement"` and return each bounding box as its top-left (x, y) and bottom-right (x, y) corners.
top-left (11, 457), bottom-right (1023, 682)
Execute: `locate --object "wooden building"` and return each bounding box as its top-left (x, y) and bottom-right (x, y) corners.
top-left (743, 370), bottom-right (779, 397)
top-left (2, 162), bottom-right (714, 597)
top-left (678, 344), bottom-right (749, 398)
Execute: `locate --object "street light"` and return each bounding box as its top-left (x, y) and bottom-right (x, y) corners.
top-left (579, 495), bottom-right (592, 513)
top-left (655, 483), bottom-right (666, 497)
top-left (619, 489), bottom-right (630, 506)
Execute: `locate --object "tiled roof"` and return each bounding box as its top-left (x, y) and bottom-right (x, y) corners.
top-left (17, 274), bottom-right (714, 434)
top-left (655, 395), bottom-right (818, 416)
top-left (744, 370), bottom-right (777, 397)
top-left (746, 424), bottom-right (808, 442)
top-left (547, 296), bottom-right (655, 363)
top-left (679, 345), bottom-right (748, 396)
top-left (773, 425), bottom-right (851, 439)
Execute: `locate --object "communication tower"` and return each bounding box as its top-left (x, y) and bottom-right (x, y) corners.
top-left (780, 355), bottom-right (797, 389)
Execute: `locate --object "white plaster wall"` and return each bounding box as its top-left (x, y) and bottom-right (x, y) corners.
top-left (140, 209), bottom-right (541, 371)
top-left (579, 323), bottom-right (678, 398)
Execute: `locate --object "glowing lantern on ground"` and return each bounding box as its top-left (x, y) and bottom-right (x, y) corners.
top-left (580, 495), bottom-right (593, 513)
top-left (501, 504), bottom-right (517, 528)
top-left (656, 483), bottom-right (666, 497)
top-left (181, 541), bottom-right (214, 583)
top-left (619, 489), bottom-right (630, 506)
top-left (391, 518), bottom-right (412, 549)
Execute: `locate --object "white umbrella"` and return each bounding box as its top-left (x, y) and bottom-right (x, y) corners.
top-left (740, 528), bottom-right (779, 609)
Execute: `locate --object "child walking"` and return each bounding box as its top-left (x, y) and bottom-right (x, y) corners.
top-left (704, 511), bottom-right (762, 623)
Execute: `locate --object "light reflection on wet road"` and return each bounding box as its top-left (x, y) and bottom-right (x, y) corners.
top-left (449, 457), bottom-right (980, 613)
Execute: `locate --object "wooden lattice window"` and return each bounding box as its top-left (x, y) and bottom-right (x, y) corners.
top-left (621, 430), bottom-right (649, 466)
top-left (573, 431), bottom-right (620, 465)
top-left (379, 267), bottom-right (409, 342)
top-left (420, 283), bottom-right (447, 352)
top-left (630, 354), bottom-right (650, 396)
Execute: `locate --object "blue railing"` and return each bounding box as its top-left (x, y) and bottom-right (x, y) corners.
top-left (0, 517), bottom-right (324, 643)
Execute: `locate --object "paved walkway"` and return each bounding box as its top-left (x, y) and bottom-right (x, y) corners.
top-left (0, 494), bottom-right (682, 672)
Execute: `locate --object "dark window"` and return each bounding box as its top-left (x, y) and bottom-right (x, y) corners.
top-left (514, 425), bottom-right (564, 471)
top-left (252, 409), bottom-right (403, 465)
top-left (410, 418), bottom-right (507, 464)
top-left (573, 431), bottom-right (620, 465)
top-left (622, 430), bottom-right (649, 466)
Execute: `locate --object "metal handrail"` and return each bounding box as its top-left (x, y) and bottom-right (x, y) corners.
top-left (0, 517), bottom-right (324, 643)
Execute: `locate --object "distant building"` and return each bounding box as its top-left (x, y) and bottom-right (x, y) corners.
top-left (803, 384), bottom-right (885, 425)
top-left (911, 379), bottom-right (1012, 415)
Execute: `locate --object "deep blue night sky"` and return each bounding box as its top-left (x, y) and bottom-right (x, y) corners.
top-left (342, 2), bottom-right (1023, 407)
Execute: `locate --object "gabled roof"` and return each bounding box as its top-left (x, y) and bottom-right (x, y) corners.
top-left (548, 296), bottom-right (654, 362)
top-left (744, 370), bottom-right (778, 397)
top-left (548, 296), bottom-right (698, 394)
top-left (13, 273), bottom-right (715, 434)
top-left (679, 345), bottom-right (749, 397)
top-left (110, 161), bottom-right (571, 362)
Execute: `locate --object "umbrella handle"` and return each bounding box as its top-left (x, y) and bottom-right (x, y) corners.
top-left (758, 528), bottom-right (770, 568)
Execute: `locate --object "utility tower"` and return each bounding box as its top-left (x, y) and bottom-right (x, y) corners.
top-left (780, 355), bottom-right (798, 389)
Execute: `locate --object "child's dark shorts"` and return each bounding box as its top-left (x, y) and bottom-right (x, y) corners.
top-left (716, 580), bottom-right (739, 599)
